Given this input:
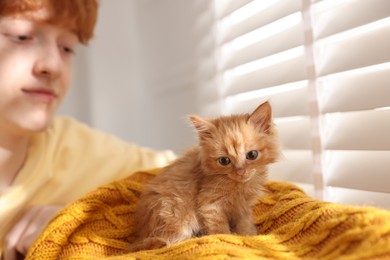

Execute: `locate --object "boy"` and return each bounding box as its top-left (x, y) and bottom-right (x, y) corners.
top-left (0, 1), bottom-right (175, 259)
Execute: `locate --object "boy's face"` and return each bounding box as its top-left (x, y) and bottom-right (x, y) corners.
top-left (0, 8), bottom-right (78, 135)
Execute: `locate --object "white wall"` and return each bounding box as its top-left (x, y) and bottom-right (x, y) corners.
top-left (59, 0), bottom-right (217, 154)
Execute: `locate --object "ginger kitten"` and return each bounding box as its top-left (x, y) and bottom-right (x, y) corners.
top-left (130, 101), bottom-right (279, 252)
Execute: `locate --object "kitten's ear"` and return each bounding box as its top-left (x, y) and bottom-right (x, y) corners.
top-left (248, 101), bottom-right (272, 134)
top-left (188, 115), bottom-right (214, 140)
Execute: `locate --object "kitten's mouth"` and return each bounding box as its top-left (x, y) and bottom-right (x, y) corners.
top-left (231, 174), bottom-right (251, 183)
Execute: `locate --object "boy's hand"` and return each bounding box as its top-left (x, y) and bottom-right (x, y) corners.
top-left (3, 205), bottom-right (63, 260)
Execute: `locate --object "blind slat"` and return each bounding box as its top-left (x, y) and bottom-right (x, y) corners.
top-left (222, 0), bottom-right (302, 43)
top-left (316, 21), bottom-right (390, 76)
top-left (275, 117), bottom-right (311, 149)
top-left (318, 64), bottom-right (390, 112)
top-left (321, 109), bottom-right (390, 150)
top-left (226, 52), bottom-right (306, 96)
top-left (224, 21), bottom-right (304, 69)
top-left (216, 0), bottom-right (253, 19)
top-left (226, 82), bottom-right (309, 117)
top-left (323, 151), bottom-right (390, 193)
top-left (313, 0), bottom-right (390, 39)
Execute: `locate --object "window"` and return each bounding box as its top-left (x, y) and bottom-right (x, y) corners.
top-left (214, 0), bottom-right (390, 208)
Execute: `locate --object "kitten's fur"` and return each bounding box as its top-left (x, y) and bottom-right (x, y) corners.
top-left (130, 101), bottom-right (279, 252)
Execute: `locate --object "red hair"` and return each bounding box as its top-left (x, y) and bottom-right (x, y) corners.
top-left (0, 0), bottom-right (98, 44)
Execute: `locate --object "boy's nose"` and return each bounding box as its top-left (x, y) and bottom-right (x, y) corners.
top-left (34, 45), bottom-right (63, 79)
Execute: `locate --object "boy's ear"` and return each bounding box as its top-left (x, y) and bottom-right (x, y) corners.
top-left (188, 115), bottom-right (214, 140)
top-left (248, 101), bottom-right (272, 134)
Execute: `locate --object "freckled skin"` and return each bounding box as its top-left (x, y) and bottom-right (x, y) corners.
top-left (130, 102), bottom-right (280, 252)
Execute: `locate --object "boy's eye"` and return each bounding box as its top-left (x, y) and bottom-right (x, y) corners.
top-left (59, 45), bottom-right (74, 54)
top-left (60, 45), bottom-right (75, 55)
top-left (246, 150), bottom-right (259, 160)
top-left (7, 34), bottom-right (32, 42)
top-left (16, 35), bottom-right (30, 41)
top-left (218, 157), bottom-right (231, 166)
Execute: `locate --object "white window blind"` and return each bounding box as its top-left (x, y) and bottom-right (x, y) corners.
top-left (214, 0), bottom-right (390, 209)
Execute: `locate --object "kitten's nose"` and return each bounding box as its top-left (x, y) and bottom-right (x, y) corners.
top-left (236, 168), bottom-right (245, 176)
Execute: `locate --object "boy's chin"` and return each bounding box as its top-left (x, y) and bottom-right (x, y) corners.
top-left (22, 114), bottom-right (54, 133)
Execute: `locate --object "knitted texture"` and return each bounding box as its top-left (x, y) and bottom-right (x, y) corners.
top-left (26, 169), bottom-right (390, 260)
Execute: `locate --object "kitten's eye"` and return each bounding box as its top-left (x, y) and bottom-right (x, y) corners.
top-left (246, 150), bottom-right (259, 160)
top-left (218, 157), bottom-right (231, 166)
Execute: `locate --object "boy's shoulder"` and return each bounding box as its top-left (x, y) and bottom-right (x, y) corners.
top-left (51, 116), bottom-right (91, 133)
top-left (47, 116), bottom-right (103, 145)
top-left (49, 116), bottom-right (126, 146)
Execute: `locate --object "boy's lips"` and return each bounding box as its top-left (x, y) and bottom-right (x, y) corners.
top-left (22, 87), bottom-right (58, 102)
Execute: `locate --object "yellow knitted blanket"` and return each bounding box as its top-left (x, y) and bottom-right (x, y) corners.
top-left (26, 169), bottom-right (390, 259)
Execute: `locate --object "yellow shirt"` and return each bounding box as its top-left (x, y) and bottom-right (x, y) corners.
top-left (0, 116), bottom-right (175, 253)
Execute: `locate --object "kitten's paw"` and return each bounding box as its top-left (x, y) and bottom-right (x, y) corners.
top-left (236, 224), bottom-right (258, 236)
top-left (128, 237), bottom-right (167, 252)
top-left (144, 237), bottom-right (167, 249)
top-left (246, 227), bottom-right (258, 236)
